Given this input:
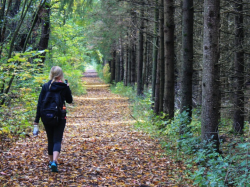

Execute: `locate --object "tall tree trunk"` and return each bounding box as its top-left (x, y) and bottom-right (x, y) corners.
top-left (131, 41), bottom-right (136, 86)
top-left (1, 0), bottom-right (32, 106)
top-left (201, 0), bottom-right (220, 151)
top-left (137, 1), bottom-right (144, 96)
top-left (128, 44), bottom-right (132, 85)
top-left (145, 36), bottom-right (150, 90)
top-left (0, 0), bottom-right (7, 42)
top-left (37, 1), bottom-right (51, 63)
top-left (23, 0), bottom-right (45, 52)
top-left (233, 0), bottom-right (244, 134)
top-left (155, 0), bottom-right (164, 114)
top-left (120, 38), bottom-right (124, 82)
top-left (180, 0), bottom-right (194, 133)
top-left (124, 44), bottom-right (128, 86)
top-left (0, 0), bottom-right (10, 58)
top-left (159, 5), bottom-right (165, 113)
top-left (142, 30), bottom-right (147, 90)
top-left (111, 50), bottom-right (116, 82)
top-left (8, 0), bottom-right (30, 58)
top-left (152, 0), bottom-right (159, 100)
top-left (115, 50), bottom-right (120, 82)
top-left (154, 52), bottom-right (161, 114)
top-left (163, 0), bottom-right (175, 119)
top-left (131, 11), bottom-right (137, 86)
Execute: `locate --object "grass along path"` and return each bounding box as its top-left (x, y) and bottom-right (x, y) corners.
top-left (0, 70), bottom-right (191, 186)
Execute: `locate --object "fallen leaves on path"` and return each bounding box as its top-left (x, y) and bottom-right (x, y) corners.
top-left (0, 70), bottom-right (193, 186)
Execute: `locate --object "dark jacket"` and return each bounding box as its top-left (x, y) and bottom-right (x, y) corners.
top-left (34, 80), bottom-right (73, 123)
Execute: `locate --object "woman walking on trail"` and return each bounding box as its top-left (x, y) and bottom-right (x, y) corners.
top-left (34, 66), bottom-right (73, 172)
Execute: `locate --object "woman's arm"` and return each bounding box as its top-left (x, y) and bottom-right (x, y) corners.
top-left (34, 84), bottom-right (47, 123)
top-left (65, 86), bottom-right (73, 104)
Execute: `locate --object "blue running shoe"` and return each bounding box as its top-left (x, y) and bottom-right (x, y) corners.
top-left (51, 161), bottom-right (58, 172)
top-left (49, 161), bottom-right (52, 168)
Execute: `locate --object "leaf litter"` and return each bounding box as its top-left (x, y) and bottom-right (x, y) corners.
top-left (0, 70), bottom-right (194, 186)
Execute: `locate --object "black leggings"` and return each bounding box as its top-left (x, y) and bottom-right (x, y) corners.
top-left (44, 119), bottom-right (66, 155)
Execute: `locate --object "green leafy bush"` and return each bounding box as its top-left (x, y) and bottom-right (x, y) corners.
top-left (110, 82), bottom-right (250, 186)
top-left (103, 64), bottom-right (111, 83)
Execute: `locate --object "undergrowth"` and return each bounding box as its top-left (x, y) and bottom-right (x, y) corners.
top-left (96, 63), bottom-right (111, 84)
top-left (111, 81), bottom-right (250, 187)
top-left (0, 59), bottom-right (86, 142)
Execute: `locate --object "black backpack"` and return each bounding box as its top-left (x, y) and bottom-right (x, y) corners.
top-left (40, 83), bottom-right (63, 126)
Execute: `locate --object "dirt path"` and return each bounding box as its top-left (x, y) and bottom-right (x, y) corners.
top-left (0, 70), bottom-right (180, 186)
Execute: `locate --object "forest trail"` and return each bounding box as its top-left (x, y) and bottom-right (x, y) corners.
top-left (0, 70), bottom-right (187, 186)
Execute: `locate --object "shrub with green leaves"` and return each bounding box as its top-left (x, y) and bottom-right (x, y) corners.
top-left (110, 82), bottom-right (250, 186)
top-left (103, 64), bottom-right (111, 83)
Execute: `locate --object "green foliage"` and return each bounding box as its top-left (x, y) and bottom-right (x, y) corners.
top-left (96, 63), bottom-right (103, 79)
top-left (111, 82), bottom-right (250, 186)
top-left (102, 64), bottom-right (111, 83)
top-left (111, 82), bottom-right (136, 100)
top-left (0, 51), bottom-right (46, 137)
top-left (95, 62), bottom-right (111, 84)
top-left (47, 18), bottom-right (90, 95)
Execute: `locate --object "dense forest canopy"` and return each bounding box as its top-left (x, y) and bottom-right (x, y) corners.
top-left (1, 0), bottom-right (250, 185)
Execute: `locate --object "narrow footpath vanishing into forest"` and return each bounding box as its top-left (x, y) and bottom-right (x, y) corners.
top-left (0, 70), bottom-right (190, 186)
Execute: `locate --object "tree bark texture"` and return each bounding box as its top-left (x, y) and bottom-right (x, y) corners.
top-left (163, 0), bottom-right (175, 119)
top-left (152, 0), bottom-right (159, 100)
top-left (115, 51), bottom-right (120, 82)
top-left (38, 2), bottom-right (50, 50)
top-left (201, 0), bottom-right (220, 151)
top-left (111, 50), bottom-right (116, 82)
top-left (120, 38), bottom-right (124, 82)
top-left (180, 0), bottom-right (194, 133)
top-left (154, 0), bottom-right (164, 114)
top-left (152, 0), bottom-right (159, 101)
top-left (131, 44), bottom-right (136, 86)
top-left (131, 11), bottom-right (137, 86)
top-left (128, 44), bottom-right (132, 85)
top-left (142, 31), bottom-right (147, 90)
top-left (137, 1), bottom-right (144, 96)
top-left (124, 44), bottom-right (128, 86)
top-left (154, 52), bottom-right (160, 114)
top-left (233, 0), bottom-right (244, 134)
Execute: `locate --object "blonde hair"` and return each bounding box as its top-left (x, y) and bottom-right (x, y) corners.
top-left (49, 66), bottom-right (65, 88)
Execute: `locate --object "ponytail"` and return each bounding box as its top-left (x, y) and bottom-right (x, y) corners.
top-left (49, 66), bottom-right (64, 89)
top-left (49, 78), bottom-right (55, 89)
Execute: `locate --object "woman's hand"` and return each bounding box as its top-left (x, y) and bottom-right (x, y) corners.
top-left (34, 122), bottom-right (39, 126)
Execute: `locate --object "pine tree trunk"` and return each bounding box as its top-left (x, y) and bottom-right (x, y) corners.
top-left (163, 0), bottom-right (175, 119)
top-left (142, 32), bottom-right (147, 90)
top-left (137, 1), bottom-right (144, 96)
top-left (111, 50), bottom-right (116, 82)
top-left (37, 1), bottom-right (51, 63)
top-left (233, 0), bottom-right (244, 134)
top-left (145, 36), bottom-right (150, 90)
top-left (120, 38), bottom-right (124, 82)
top-left (180, 0), bottom-right (194, 133)
top-left (124, 44), bottom-right (128, 86)
top-left (152, 0), bottom-right (159, 100)
top-left (128, 44), bottom-right (131, 85)
top-left (154, 52), bottom-right (160, 114)
top-left (115, 51), bottom-right (120, 83)
top-left (155, 0), bottom-right (164, 114)
top-left (131, 11), bottom-right (137, 86)
top-left (201, 0), bottom-right (220, 151)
